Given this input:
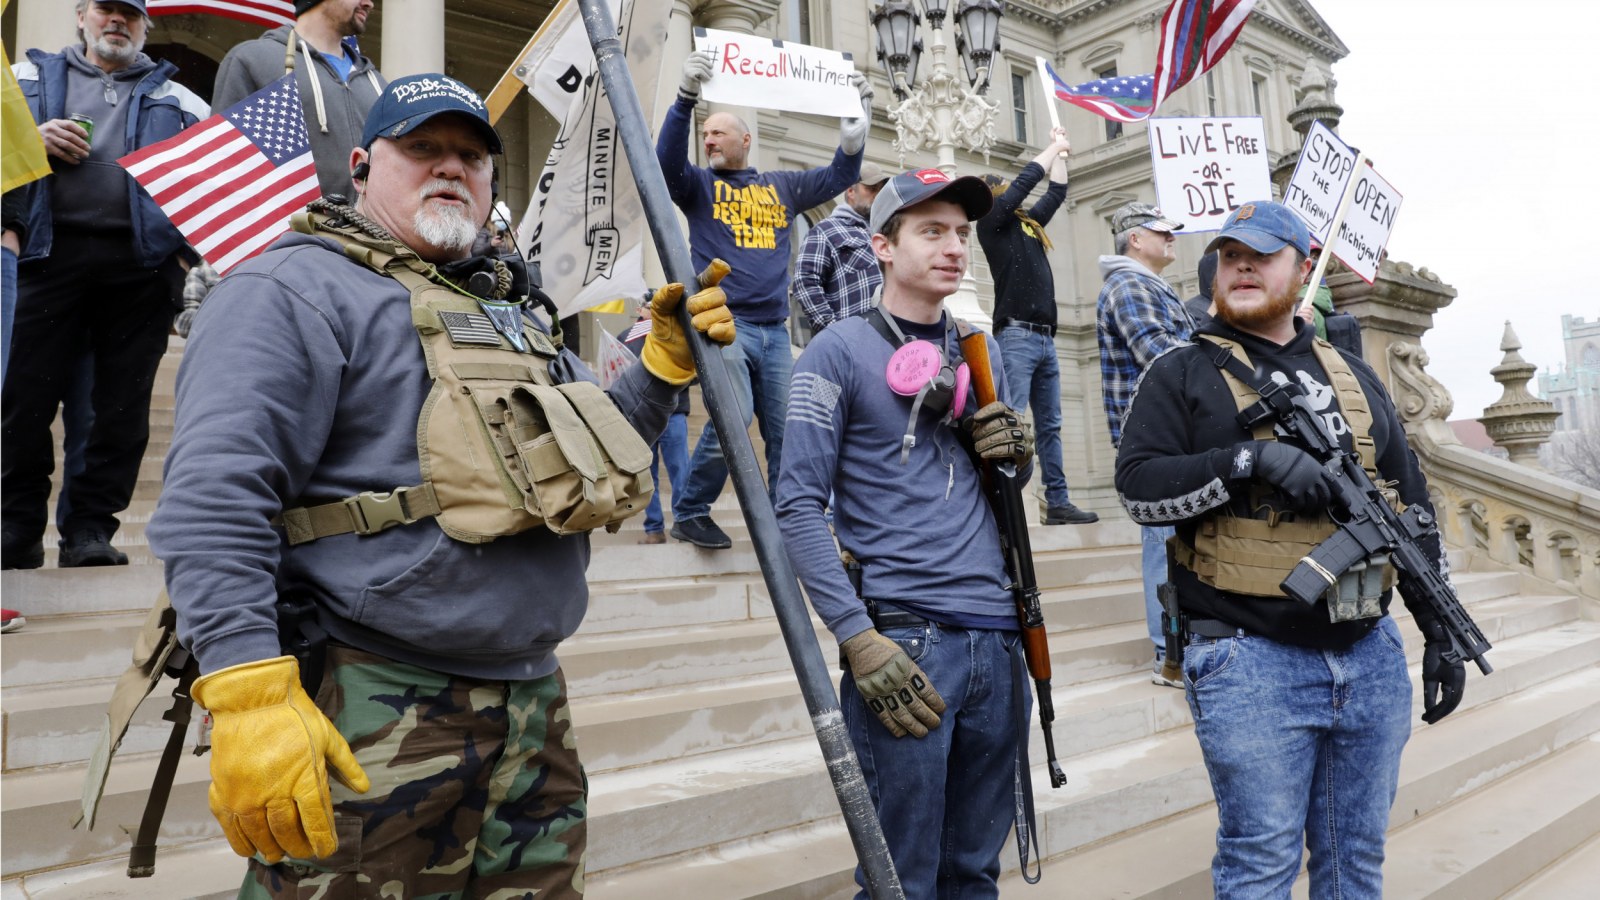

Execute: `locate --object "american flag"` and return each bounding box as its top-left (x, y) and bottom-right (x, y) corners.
top-left (146, 1), bottom-right (295, 28)
top-left (119, 74), bottom-right (319, 273)
top-left (1045, 0), bottom-right (1256, 123)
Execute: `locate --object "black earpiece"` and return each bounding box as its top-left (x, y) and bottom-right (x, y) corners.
top-left (352, 161), bottom-right (370, 182)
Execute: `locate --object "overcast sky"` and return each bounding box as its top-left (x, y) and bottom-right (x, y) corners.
top-left (1308, 0), bottom-right (1593, 420)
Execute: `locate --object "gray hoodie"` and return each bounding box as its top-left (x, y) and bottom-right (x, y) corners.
top-left (212, 25), bottom-right (384, 201)
top-left (148, 230), bottom-right (680, 680)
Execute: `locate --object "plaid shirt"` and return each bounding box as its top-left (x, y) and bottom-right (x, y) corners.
top-left (1096, 258), bottom-right (1195, 447)
top-left (792, 204), bottom-right (881, 331)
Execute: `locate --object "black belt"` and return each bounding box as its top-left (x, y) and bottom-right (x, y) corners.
top-left (867, 601), bottom-right (931, 630)
top-left (1187, 618), bottom-right (1250, 639)
top-left (1000, 319), bottom-right (1054, 337)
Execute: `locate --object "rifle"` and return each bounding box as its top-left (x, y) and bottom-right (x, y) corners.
top-left (1223, 355), bottom-right (1493, 676)
top-left (958, 331), bottom-right (1067, 789)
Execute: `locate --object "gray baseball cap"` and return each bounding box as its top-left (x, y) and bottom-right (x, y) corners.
top-left (869, 167), bottom-right (993, 235)
top-left (1111, 201), bottom-right (1183, 235)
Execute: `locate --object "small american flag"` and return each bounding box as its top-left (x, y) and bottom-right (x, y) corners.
top-left (146, 1), bottom-right (295, 28)
top-left (119, 74), bottom-right (319, 274)
top-left (439, 311), bottom-right (506, 346)
top-left (1046, 0), bottom-right (1256, 123)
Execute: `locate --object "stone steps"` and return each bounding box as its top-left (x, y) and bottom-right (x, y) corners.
top-left (583, 619), bottom-right (1600, 897)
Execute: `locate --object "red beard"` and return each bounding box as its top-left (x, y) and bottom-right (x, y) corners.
top-left (1215, 285), bottom-right (1299, 331)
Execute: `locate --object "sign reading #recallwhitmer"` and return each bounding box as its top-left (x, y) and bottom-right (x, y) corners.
top-left (692, 27), bottom-right (861, 118)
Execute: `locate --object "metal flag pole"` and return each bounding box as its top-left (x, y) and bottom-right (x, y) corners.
top-left (573, 1), bottom-right (904, 896)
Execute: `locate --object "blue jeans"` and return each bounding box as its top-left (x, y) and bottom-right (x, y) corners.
top-left (1143, 525), bottom-right (1174, 659)
top-left (1184, 617), bottom-right (1413, 899)
top-left (673, 319), bottom-right (791, 520)
top-left (643, 412), bottom-right (688, 533)
top-left (998, 326), bottom-right (1070, 508)
top-left (843, 623), bottom-right (1027, 899)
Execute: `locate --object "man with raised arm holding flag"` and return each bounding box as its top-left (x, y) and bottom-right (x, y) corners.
top-left (657, 47), bottom-right (870, 550)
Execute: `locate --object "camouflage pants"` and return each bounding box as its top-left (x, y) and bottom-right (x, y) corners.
top-left (237, 644), bottom-right (587, 899)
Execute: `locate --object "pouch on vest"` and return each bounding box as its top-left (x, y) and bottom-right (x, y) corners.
top-left (279, 209), bottom-right (655, 542)
top-left (1174, 334), bottom-right (1398, 599)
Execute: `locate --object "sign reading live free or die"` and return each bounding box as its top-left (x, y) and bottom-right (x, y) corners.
top-left (1147, 117), bottom-right (1273, 234)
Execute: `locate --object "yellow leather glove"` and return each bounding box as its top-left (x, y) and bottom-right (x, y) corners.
top-left (640, 260), bottom-right (736, 385)
top-left (191, 656), bottom-right (370, 862)
top-left (841, 629), bottom-right (946, 738)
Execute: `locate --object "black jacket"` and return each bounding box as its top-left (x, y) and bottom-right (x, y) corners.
top-left (975, 162), bottom-right (1065, 332)
top-left (1114, 317), bottom-right (1440, 649)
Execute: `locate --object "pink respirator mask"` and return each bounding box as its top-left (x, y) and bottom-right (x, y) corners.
top-left (886, 339), bottom-right (969, 464)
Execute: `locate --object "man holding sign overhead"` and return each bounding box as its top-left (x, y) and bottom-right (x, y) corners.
top-left (656, 46), bottom-right (870, 550)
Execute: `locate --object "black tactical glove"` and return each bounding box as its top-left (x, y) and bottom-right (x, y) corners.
top-left (1230, 440), bottom-right (1331, 513)
top-left (1416, 616), bottom-right (1465, 724)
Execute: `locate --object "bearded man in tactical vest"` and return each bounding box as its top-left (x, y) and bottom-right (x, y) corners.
top-left (147, 74), bottom-right (733, 896)
top-left (1114, 201), bottom-right (1464, 898)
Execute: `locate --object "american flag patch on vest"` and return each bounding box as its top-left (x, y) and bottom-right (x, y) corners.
top-left (439, 310), bottom-right (504, 346)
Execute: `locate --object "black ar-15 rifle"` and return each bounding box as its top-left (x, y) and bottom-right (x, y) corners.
top-left (1223, 353), bottom-right (1493, 677)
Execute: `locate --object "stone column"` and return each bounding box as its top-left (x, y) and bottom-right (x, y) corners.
top-left (15, 0), bottom-right (77, 57)
top-left (381, 0), bottom-right (445, 78)
top-left (641, 0), bottom-right (699, 291)
top-left (1479, 322), bottom-right (1561, 468)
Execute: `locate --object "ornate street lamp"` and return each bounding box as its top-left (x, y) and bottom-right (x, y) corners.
top-left (870, 0), bottom-right (1006, 171)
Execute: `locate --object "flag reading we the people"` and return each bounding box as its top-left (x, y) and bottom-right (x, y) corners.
top-left (119, 74), bottom-right (319, 274)
top-left (146, 1), bottom-right (294, 28)
top-left (1043, 0), bottom-right (1256, 123)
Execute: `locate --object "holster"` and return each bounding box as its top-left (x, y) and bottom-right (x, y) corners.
top-left (276, 592), bottom-right (329, 697)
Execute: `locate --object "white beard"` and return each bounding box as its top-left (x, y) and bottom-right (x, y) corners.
top-left (412, 180), bottom-right (478, 254)
top-left (91, 33), bottom-right (140, 67)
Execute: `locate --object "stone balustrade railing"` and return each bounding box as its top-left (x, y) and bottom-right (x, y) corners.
top-left (1331, 263), bottom-right (1600, 603)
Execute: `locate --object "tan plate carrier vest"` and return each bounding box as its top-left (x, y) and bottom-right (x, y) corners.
top-left (277, 210), bottom-right (655, 543)
top-left (1170, 334), bottom-right (1398, 597)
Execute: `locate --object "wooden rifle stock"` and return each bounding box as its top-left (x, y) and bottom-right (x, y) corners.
top-left (959, 331), bottom-right (1065, 788)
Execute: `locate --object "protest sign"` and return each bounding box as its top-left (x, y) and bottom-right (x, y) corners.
top-left (1283, 120), bottom-right (1356, 243)
top-left (1147, 116), bottom-right (1272, 232)
top-left (692, 27), bottom-right (860, 117)
top-left (515, 0), bottom-right (670, 317)
top-left (1284, 121), bottom-right (1403, 283)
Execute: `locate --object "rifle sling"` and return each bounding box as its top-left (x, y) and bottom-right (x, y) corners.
top-left (127, 656), bottom-right (199, 878)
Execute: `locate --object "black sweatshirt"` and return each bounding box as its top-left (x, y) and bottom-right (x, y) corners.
top-left (1113, 317), bottom-right (1442, 650)
top-left (975, 161), bottom-right (1066, 332)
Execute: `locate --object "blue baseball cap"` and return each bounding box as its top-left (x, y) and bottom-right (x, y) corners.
top-left (1204, 201), bottom-right (1312, 257)
top-left (361, 74), bottom-right (503, 155)
top-left (99, 0), bottom-right (149, 12)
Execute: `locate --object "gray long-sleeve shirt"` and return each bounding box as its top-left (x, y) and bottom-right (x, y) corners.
top-left (775, 314), bottom-right (1018, 642)
top-left (148, 231), bottom-right (679, 679)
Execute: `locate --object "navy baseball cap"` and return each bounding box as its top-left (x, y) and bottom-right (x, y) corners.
top-left (101, 0), bottom-right (149, 12)
top-left (361, 74), bottom-right (504, 155)
top-left (870, 168), bottom-right (993, 235)
top-left (1204, 201), bottom-right (1312, 257)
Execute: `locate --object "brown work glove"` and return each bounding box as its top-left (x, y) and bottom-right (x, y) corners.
top-left (840, 629), bottom-right (946, 738)
top-left (969, 401), bottom-right (1034, 467)
top-left (639, 261), bottom-right (736, 385)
